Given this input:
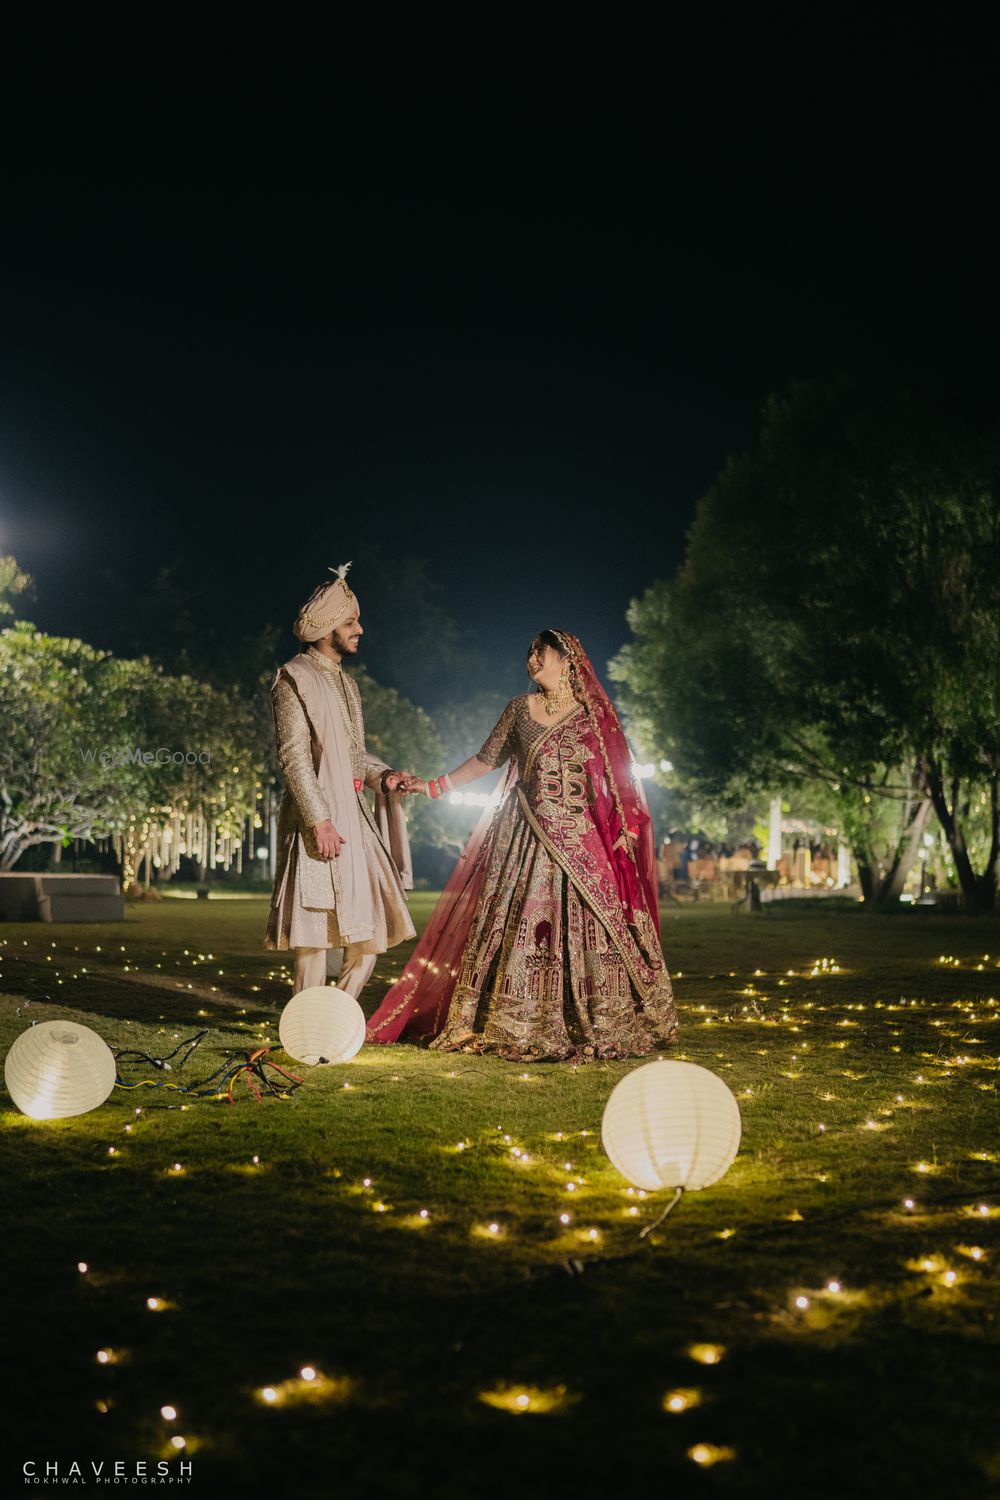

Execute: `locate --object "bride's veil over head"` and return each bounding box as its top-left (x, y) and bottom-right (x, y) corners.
top-left (551, 630), bottom-right (661, 939)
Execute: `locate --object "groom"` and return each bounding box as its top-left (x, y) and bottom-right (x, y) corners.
top-left (265, 564), bottom-right (420, 998)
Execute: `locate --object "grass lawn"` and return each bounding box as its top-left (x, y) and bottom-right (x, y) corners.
top-left (2, 896), bottom-right (998, 1497)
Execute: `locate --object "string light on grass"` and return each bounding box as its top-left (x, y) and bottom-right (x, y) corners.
top-left (170, 1437), bottom-right (186, 1451)
top-left (78, 1262), bottom-right (88, 1274)
top-left (688, 1343), bottom-right (725, 1366)
top-left (160, 1406), bottom-right (177, 1421)
top-left (257, 1371), bottom-right (351, 1407)
top-left (470, 1218), bottom-right (503, 1242)
top-left (146, 1297), bottom-right (166, 1312)
top-left (794, 1296), bottom-right (810, 1310)
top-left (663, 1388), bottom-right (701, 1413)
top-left (689, 1443), bottom-right (735, 1466)
top-left (479, 1384), bottom-right (575, 1416)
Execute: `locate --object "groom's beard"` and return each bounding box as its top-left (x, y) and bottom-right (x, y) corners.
top-left (333, 628), bottom-right (361, 655)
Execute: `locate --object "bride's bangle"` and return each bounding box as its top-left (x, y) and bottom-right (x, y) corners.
top-left (426, 774), bottom-right (453, 800)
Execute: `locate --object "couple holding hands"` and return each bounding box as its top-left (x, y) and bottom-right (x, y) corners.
top-left (265, 566), bottom-right (677, 1064)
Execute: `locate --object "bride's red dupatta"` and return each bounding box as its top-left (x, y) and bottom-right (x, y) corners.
top-left (365, 761), bottom-right (519, 1043)
top-left (555, 632), bottom-right (660, 942)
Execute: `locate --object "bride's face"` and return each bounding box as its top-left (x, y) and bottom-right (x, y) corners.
top-left (527, 640), bottom-right (564, 691)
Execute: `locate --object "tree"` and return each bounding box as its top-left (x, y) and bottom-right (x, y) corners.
top-left (0, 620), bottom-right (267, 884)
top-left (0, 556), bottom-right (31, 620)
top-left (612, 382), bottom-right (1000, 908)
top-left (0, 624), bottom-right (156, 870)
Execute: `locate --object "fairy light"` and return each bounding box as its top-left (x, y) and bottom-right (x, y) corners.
top-left (261, 1387), bottom-right (278, 1404)
top-left (689, 1443), bottom-right (735, 1466)
top-left (559, 1213), bottom-right (571, 1225)
top-left (170, 1437), bottom-right (186, 1451)
top-left (160, 1405), bottom-right (177, 1421)
top-left (826, 1281), bottom-right (841, 1294)
top-left (300, 1367), bottom-right (316, 1382)
top-left (794, 1296), bottom-right (810, 1310)
top-left (78, 1262), bottom-right (88, 1274)
top-left (688, 1343), bottom-right (725, 1365)
top-left (146, 1297), bottom-right (164, 1311)
top-left (664, 1389), bottom-right (701, 1413)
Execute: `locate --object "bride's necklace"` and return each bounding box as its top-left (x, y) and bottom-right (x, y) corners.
top-left (539, 678), bottom-right (575, 717)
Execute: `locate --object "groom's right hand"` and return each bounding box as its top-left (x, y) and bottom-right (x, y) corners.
top-left (314, 819), bottom-right (345, 859)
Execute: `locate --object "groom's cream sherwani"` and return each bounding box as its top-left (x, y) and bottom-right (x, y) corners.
top-left (265, 646), bottom-right (414, 994)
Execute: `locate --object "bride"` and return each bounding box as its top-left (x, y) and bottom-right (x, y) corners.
top-left (366, 629), bottom-right (678, 1061)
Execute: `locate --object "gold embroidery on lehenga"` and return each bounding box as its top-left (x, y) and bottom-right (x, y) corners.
top-left (427, 695), bottom-right (678, 1061)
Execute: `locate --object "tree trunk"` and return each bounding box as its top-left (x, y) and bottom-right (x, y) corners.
top-left (922, 758), bottom-right (994, 911)
top-left (871, 795), bottom-right (932, 908)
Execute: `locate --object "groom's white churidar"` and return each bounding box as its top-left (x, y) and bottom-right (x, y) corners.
top-left (264, 566), bottom-right (415, 997)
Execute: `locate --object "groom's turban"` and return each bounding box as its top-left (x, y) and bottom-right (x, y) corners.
top-left (293, 563), bottom-right (359, 642)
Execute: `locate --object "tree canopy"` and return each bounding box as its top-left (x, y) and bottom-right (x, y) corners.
top-left (612, 382), bottom-right (1000, 906)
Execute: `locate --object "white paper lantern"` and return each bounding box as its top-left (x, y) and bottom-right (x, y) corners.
top-left (601, 1059), bottom-right (742, 1191)
top-left (4, 1021), bottom-right (117, 1120)
top-left (278, 986), bottom-right (366, 1066)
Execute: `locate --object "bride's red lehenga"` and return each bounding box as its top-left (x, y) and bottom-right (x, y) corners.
top-left (366, 632), bottom-right (678, 1062)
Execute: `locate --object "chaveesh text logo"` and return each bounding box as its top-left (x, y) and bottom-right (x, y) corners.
top-left (78, 747), bottom-right (211, 768)
top-left (22, 1458), bottom-right (193, 1484)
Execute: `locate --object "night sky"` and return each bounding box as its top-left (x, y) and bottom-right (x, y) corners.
top-left (2, 53), bottom-right (996, 704)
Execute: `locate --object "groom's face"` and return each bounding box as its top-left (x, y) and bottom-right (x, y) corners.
top-left (332, 612), bottom-right (363, 655)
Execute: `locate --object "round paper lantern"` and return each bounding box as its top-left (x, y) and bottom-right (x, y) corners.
top-left (601, 1060), bottom-right (742, 1191)
top-left (278, 986), bottom-right (366, 1066)
top-left (4, 1021), bottom-right (117, 1120)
